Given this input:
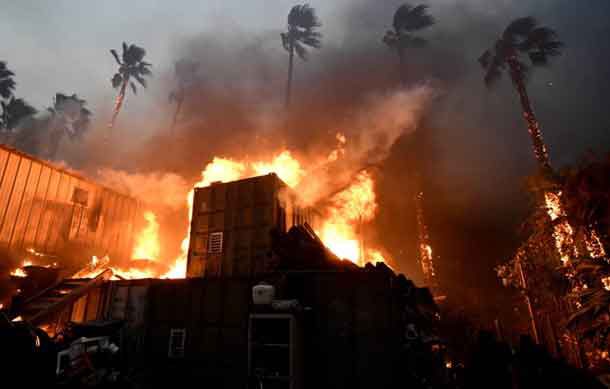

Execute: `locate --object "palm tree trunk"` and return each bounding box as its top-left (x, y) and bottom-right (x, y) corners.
top-left (108, 79), bottom-right (128, 129)
top-left (170, 97), bottom-right (183, 133)
top-left (415, 190), bottom-right (437, 289)
top-left (508, 58), bottom-right (551, 171)
top-left (285, 43), bottom-right (294, 109)
top-left (398, 49), bottom-right (406, 86)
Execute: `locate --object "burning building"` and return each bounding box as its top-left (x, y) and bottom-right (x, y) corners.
top-left (186, 173), bottom-right (317, 278)
top-left (0, 144), bottom-right (139, 265)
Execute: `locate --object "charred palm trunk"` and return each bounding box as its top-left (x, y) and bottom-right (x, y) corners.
top-left (398, 49), bottom-right (406, 86)
top-left (170, 96), bottom-right (183, 133)
top-left (109, 78), bottom-right (128, 129)
top-left (285, 42), bottom-right (294, 109)
top-left (508, 57), bottom-right (551, 171)
top-left (415, 190), bottom-right (437, 289)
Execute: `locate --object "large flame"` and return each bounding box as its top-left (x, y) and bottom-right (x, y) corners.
top-left (132, 211), bottom-right (161, 260)
top-left (67, 137), bottom-right (391, 280)
top-left (318, 171), bottom-right (380, 265)
top-left (166, 146), bottom-right (388, 275)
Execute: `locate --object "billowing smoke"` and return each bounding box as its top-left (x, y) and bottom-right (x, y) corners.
top-left (12, 0), bottom-right (607, 322)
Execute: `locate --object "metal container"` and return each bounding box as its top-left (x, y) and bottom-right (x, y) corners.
top-left (186, 174), bottom-right (318, 278)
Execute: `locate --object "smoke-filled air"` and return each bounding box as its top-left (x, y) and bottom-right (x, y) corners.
top-left (3, 0), bottom-right (610, 387)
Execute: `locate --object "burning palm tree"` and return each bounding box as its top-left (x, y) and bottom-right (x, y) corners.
top-left (108, 43), bottom-right (152, 128)
top-left (169, 59), bottom-right (199, 133)
top-left (281, 4), bottom-right (322, 108)
top-left (479, 17), bottom-right (563, 171)
top-left (383, 4), bottom-right (435, 85)
top-left (46, 93), bottom-right (91, 158)
top-left (0, 61), bottom-right (16, 100)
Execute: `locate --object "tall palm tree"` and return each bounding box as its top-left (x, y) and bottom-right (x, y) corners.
top-left (169, 59), bottom-right (199, 133)
top-left (108, 42), bottom-right (152, 128)
top-left (1, 97), bottom-right (36, 132)
top-left (46, 93), bottom-right (91, 158)
top-left (0, 61), bottom-right (16, 100)
top-left (281, 4), bottom-right (322, 108)
top-left (383, 4), bottom-right (435, 85)
top-left (479, 17), bottom-right (563, 171)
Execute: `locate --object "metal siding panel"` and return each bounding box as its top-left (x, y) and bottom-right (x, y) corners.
top-left (34, 170), bottom-right (61, 251)
top-left (93, 189), bottom-right (109, 249)
top-left (101, 192), bottom-right (118, 254)
top-left (0, 154), bottom-right (22, 236)
top-left (22, 165), bottom-right (51, 248)
top-left (0, 157), bottom-right (31, 245)
top-left (83, 185), bottom-right (100, 247)
top-left (115, 196), bottom-right (129, 260)
top-left (0, 149), bottom-right (10, 184)
top-left (10, 161), bottom-right (42, 249)
top-left (46, 175), bottom-right (74, 253)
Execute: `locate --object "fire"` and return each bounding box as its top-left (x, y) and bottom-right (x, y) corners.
top-left (132, 211), bottom-right (161, 260)
top-left (10, 260), bottom-right (33, 277)
top-left (11, 268), bottom-right (27, 278)
top-left (602, 276), bottom-right (610, 292)
top-left (111, 266), bottom-right (156, 280)
top-left (318, 171), bottom-right (379, 265)
top-left (544, 191), bottom-right (577, 266)
top-left (12, 316), bottom-right (23, 322)
top-left (253, 151), bottom-right (305, 188)
top-left (165, 147), bottom-right (388, 274)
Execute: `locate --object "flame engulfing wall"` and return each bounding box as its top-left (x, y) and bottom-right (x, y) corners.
top-left (91, 85), bottom-right (435, 279)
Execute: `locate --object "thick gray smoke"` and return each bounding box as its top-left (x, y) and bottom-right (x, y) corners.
top-left (16, 0), bottom-right (609, 320)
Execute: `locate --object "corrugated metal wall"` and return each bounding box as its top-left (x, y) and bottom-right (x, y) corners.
top-left (187, 174), bottom-right (318, 278)
top-left (0, 145), bottom-right (139, 262)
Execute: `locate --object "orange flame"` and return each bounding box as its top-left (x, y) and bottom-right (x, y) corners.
top-left (318, 171), bottom-right (379, 265)
top-left (132, 211), bottom-right (161, 260)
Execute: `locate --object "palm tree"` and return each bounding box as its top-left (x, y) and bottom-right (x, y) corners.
top-left (1, 97), bottom-right (36, 132)
top-left (108, 42), bottom-right (152, 128)
top-left (281, 4), bottom-right (322, 108)
top-left (169, 59), bottom-right (199, 132)
top-left (46, 93), bottom-right (92, 158)
top-left (479, 17), bottom-right (563, 171)
top-left (0, 61), bottom-right (16, 100)
top-left (383, 4), bottom-right (435, 85)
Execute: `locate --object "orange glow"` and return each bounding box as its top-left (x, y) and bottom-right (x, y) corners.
top-left (163, 148), bottom-right (389, 274)
top-left (253, 151), bottom-right (305, 188)
top-left (72, 255), bottom-right (110, 279)
top-left (111, 266), bottom-right (155, 280)
top-left (544, 192), bottom-right (577, 266)
top-left (12, 316), bottom-right (23, 322)
top-left (132, 211), bottom-right (161, 260)
top-left (10, 260), bottom-right (34, 277)
top-left (318, 171), bottom-right (379, 265)
top-left (10, 268), bottom-right (27, 278)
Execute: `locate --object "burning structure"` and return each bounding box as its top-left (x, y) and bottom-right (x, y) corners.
top-left (186, 173), bottom-right (317, 278)
top-left (0, 144), bottom-right (141, 309)
top-left (2, 161), bottom-right (443, 387)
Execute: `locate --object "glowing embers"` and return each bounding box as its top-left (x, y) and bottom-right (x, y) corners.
top-left (72, 255), bottom-right (110, 279)
top-left (544, 191), bottom-right (577, 266)
top-left (602, 277), bottom-right (610, 292)
top-left (416, 192), bottom-right (437, 286)
top-left (10, 260), bottom-right (33, 278)
top-left (585, 230), bottom-right (607, 259)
